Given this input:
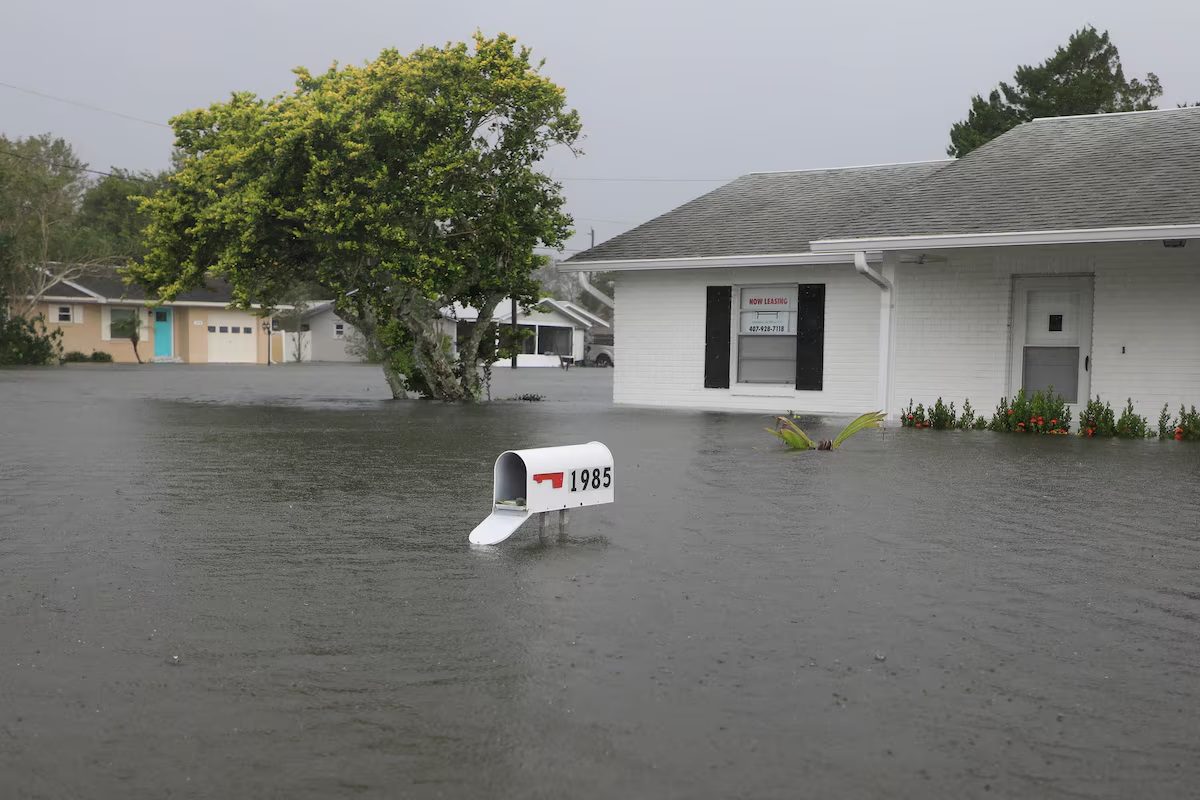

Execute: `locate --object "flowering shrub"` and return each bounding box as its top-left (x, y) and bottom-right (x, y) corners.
top-left (1158, 404), bottom-right (1200, 441)
top-left (1077, 397), bottom-right (1116, 437)
top-left (989, 389), bottom-right (1071, 434)
top-left (900, 400), bottom-right (929, 428)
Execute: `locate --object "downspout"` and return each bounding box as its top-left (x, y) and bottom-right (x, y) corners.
top-left (853, 251), bottom-right (895, 420)
top-left (577, 272), bottom-right (615, 310)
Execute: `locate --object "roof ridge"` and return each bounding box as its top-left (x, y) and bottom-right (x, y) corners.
top-left (1031, 106), bottom-right (1200, 123)
top-left (746, 158), bottom-right (952, 177)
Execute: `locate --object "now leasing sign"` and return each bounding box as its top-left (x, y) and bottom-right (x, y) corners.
top-left (739, 286), bottom-right (797, 335)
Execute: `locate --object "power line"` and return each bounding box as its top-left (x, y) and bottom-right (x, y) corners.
top-left (0, 145), bottom-right (154, 181)
top-left (0, 80), bottom-right (171, 129)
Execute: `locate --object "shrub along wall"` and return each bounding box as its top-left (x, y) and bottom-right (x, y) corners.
top-left (901, 390), bottom-right (1200, 441)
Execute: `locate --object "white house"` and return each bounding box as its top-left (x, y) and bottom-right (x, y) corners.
top-left (489, 298), bottom-right (609, 367)
top-left (278, 297), bottom-right (605, 367)
top-left (560, 107), bottom-right (1200, 420)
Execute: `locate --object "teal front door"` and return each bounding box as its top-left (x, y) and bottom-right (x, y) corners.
top-left (153, 309), bottom-right (173, 358)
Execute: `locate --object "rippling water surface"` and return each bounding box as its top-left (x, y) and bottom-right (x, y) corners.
top-left (2, 364), bottom-right (1199, 799)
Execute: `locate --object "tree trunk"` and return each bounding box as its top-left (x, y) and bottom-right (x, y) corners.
top-left (381, 360), bottom-right (408, 399)
top-left (454, 292), bottom-right (506, 400)
top-left (335, 303), bottom-right (410, 400)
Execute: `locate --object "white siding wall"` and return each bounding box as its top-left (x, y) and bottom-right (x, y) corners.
top-left (613, 265), bottom-right (883, 413)
top-left (888, 241), bottom-right (1200, 419)
top-left (308, 308), bottom-right (363, 362)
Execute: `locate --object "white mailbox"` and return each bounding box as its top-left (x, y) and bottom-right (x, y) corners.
top-left (469, 441), bottom-right (614, 545)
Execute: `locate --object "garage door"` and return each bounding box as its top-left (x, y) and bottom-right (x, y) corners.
top-left (206, 313), bottom-right (258, 363)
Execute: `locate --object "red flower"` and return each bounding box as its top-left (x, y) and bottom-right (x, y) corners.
top-left (1007, 409), bottom-right (1014, 415)
top-left (1175, 426), bottom-right (1184, 435)
top-left (1050, 419), bottom-right (1058, 425)
top-left (1176, 433), bottom-right (1184, 441)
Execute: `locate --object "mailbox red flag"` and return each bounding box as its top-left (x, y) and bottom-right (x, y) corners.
top-left (532, 472), bottom-right (564, 489)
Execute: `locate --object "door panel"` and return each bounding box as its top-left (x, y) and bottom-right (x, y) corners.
top-left (153, 309), bottom-right (173, 358)
top-left (1010, 277), bottom-right (1093, 408)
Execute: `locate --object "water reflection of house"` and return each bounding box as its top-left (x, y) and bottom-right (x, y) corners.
top-left (276, 297), bottom-right (609, 367)
top-left (31, 266), bottom-right (273, 364)
top-left (562, 107), bottom-right (1200, 419)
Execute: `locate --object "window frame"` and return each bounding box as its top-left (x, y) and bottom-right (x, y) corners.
top-left (730, 284), bottom-right (799, 393)
top-left (56, 305), bottom-right (74, 323)
top-left (333, 322), bottom-right (345, 339)
top-left (104, 307), bottom-right (141, 341)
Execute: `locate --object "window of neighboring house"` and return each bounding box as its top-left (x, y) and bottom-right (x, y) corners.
top-left (736, 286), bottom-right (798, 385)
top-left (537, 325), bottom-right (572, 357)
top-left (518, 324), bottom-right (537, 354)
top-left (107, 308), bottom-right (138, 340)
top-left (334, 322), bottom-right (345, 339)
top-left (57, 306), bottom-right (73, 323)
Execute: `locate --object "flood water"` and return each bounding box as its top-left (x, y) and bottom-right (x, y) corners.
top-left (2, 364), bottom-right (1199, 799)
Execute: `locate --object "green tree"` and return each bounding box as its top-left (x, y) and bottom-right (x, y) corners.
top-left (948, 26), bottom-right (1162, 157)
top-left (130, 33), bottom-right (582, 400)
top-left (78, 168), bottom-right (170, 261)
top-left (0, 134), bottom-right (119, 317)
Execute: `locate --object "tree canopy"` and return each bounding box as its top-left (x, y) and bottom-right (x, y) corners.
top-left (947, 26), bottom-right (1162, 157)
top-left (0, 134), bottom-right (134, 316)
top-left (130, 33), bottom-right (582, 399)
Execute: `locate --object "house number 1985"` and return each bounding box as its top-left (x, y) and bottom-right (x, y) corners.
top-left (570, 467), bottom-right (612, 491)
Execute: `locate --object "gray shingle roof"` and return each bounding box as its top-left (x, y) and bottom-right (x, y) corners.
top-left (565, 160), bottom-right (950, 262)
top-left (817, 106), bottom-right (1200, 241)
top-left (567, 107), bottom-right (1200, 262)
top-left (43, 280), bottom-right (91, 298)
top-left (71, 267), bottom-right (238, 304)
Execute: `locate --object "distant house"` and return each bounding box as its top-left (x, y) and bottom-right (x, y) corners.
top-left (31, 267), bottom-right (274, 364)
top-left (279, 297), bottom-right (609, 367)
top-left (272, 301), bottom-right (371, 364)
top-left (490, 298), bottom-right (610, 367)
top-left (562, 107), bottom-right (1200, 419)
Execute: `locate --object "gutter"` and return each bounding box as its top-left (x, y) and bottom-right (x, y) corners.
top-left (853, 251), bottom-right (891, 290)
top-left (577, 272), bottom-right (615, 310)
top-left (811, 223), bottom-right (1200, 253)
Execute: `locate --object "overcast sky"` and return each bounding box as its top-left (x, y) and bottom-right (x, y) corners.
top-left (4, 0), bottom-right (1200, 254)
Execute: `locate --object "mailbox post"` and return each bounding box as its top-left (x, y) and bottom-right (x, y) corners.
top-left (469, 442), bottom-right (614, 545)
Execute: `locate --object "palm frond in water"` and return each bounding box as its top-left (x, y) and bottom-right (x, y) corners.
top-left (766, 416), bottom-right (816, 450)
top-left (831, 410), bottom-right (886, 449)
top-left (768, 410), bottom-right (885, 451)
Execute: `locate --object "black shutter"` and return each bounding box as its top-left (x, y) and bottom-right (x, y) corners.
top-left (703, 286), bottom-right (732, 388)
top-left (795, 284), bottom-right (825, 390)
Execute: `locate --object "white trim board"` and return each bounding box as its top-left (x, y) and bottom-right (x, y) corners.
top-left (810, 224), bottom-right (1200, 253)
top-left (558, 251), bottom-right (879, 273)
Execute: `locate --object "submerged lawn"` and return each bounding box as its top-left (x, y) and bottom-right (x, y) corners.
top-left (2, 365), bottom-right (1199, 799)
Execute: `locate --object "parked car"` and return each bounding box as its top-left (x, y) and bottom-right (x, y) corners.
top-left (585, 332), bottom-right (614, 367)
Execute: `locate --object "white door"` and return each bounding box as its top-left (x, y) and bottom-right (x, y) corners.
top-left (1010, 276), bottom-right (1093, 410)
top-left (206, 313), bottom-right (258, 363)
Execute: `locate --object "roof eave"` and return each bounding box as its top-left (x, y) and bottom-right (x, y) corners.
top-left (810, 224), bottom-right (1200, 253)
top-left (558, 251), bottom-right (876, 273)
